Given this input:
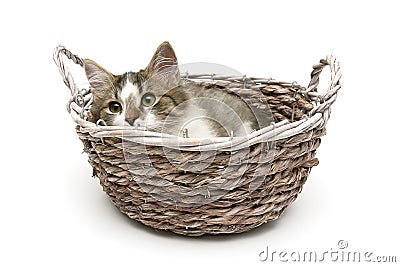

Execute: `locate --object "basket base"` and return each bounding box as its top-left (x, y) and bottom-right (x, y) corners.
top-left (96, 165), bottom-right (311, 236)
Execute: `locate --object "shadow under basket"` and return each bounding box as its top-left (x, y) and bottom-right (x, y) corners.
top-left (54, 46), bottom-right (342, 236)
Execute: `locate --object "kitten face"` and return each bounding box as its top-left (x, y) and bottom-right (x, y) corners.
top-left (86, 71), bottom-right (145, 127)
top-left (85, 42), bottom-right (185, 129)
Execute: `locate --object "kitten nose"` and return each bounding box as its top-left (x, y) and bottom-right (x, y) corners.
top-left (125, 116), bottom-right (139, 126)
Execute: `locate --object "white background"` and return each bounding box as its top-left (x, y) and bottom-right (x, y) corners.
top-left (1, 0), bottom-right (399, 266)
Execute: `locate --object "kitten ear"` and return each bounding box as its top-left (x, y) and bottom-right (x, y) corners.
top-left (145, 41), bottom-right (180, 86)
top-left (84, 59), bottom-right (113, 91)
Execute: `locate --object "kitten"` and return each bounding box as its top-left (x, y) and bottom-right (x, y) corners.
top-left (84, 42), bottom-right (271, 138)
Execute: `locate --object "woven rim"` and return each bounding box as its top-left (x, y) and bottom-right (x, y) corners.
top-left (53, 46), bottom-right (341, 151)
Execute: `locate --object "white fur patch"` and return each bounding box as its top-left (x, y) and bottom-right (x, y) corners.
top-left (184, 118), bottom-right (216, 138)
top-left (180, 107), bottom-right (217, 138)
top-left (113, 115), bottom-right (129, 126)
top-left (121, 77), bottom-right (139, 105)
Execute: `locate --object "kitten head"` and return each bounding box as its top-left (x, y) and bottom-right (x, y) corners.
top-left (85, 41), bottom-right (187, 129)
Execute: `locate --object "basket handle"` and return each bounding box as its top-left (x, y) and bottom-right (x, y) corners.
top-left (306, 55), bottom-right (342, 128)
top-left (53, 45), bottom-right (85, 97)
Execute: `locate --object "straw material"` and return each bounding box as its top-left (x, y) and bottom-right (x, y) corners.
top-left (54, 46), bottom-right (341, 236)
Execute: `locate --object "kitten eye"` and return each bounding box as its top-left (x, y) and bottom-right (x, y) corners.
top-left (108, 101), bottom-right (122, 113)
top-left (141, 93), bottom-right (156, 107)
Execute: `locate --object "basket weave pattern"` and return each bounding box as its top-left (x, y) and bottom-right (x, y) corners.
top-left (54, 46), bottom-right (341, 236)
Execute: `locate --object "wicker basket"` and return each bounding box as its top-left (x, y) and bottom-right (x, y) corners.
top-left (54, 46), bottom-right (341, 236)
